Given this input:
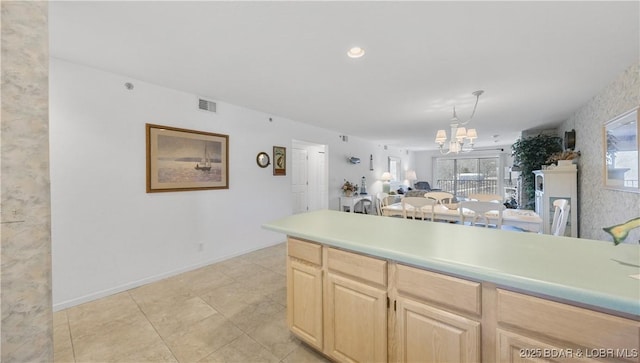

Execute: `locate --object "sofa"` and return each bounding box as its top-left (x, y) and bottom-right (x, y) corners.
top-left (413, 181), bottom-right (441, 191)
top-left (401, 181), bottom-right (441, 197)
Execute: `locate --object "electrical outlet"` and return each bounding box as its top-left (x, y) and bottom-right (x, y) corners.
top-left (198, 242), bottom-right (204, 252)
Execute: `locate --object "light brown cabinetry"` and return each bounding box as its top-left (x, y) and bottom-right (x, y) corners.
top-left (324, 247), bottom-right (388, 362)
top-left (287, 239), bottom-right (388, 362)
top-left (497, 289), bottom-right (640, 363)
top-left (286, 238), bottom-right (640, 363)
top-left (325, 272), bottom-right (387, 362)
top-left (286, 238), bottom-right (323, 350)
top-left (395, 297), bottom-right (480, 362)
top-left (394, 264), bottom-right (481, 363)
top-left (497, 329), bottom-right (599, 363)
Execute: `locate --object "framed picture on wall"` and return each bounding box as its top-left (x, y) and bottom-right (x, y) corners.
top-left (273, 146), bottom-right (286, 176)
top-left (146, 123), bottom-right (229, 192)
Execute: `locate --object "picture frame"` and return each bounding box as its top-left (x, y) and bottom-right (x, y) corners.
top-left (273, 146), bottom-right (286, 176)
top-left (146, 123), bottom-right (229, 192)
top-left (603, 106), bottom-right (639, 193)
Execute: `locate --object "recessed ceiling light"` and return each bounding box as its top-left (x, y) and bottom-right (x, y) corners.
top-left (347, 47), bottom-right (365, 58)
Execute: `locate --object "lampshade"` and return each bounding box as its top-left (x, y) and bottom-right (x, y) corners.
top-left (455, 127), bottom-right (467, 141)
top-left (405, 170), bottom-right (417, 181)
top-left (381, 172), bottom-right (392, 181)
top-left (435, 130), bottom-right (447, 143)
top-left (466, 128), bottom-right (478, 140)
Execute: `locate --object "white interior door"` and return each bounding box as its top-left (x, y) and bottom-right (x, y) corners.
top-left (308, 149), bottom-right (327, 211)
top-left (292, 148), bottom-right (308, 214)
top-left (292, 141), bottom-right (328, 213)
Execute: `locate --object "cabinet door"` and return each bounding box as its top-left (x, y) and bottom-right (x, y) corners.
top-left (396, 297), bottom-right (480, 363)
top-left (287, 257), bottom-right (323, 350)
top-left (325, 272), bottom-right (387, 363)
top-left (497, 289), bottom-right (640, 363)
top-left (497, 329), bottom-right (597, 363)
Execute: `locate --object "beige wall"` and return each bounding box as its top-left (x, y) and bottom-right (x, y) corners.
top-left (1, 1), bottom-right (53, 361)
top-left (559, 60), bottom-right (640, 243)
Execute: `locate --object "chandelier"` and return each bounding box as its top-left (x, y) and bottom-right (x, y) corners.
top-left (435, 90), bottom-right (484, 154)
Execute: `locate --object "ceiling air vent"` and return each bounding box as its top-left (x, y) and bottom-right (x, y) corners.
top-left (198, 98), bottom-right (217, 113)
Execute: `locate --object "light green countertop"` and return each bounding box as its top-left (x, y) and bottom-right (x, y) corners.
top-left (263, 210), bottom-right (640, 318)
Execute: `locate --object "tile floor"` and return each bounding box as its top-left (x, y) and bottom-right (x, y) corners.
top-left (53, 243), bottom-right (330, 363)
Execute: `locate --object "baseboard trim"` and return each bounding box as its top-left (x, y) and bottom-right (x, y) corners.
top-left (52, 241), bottom-right (284, 311)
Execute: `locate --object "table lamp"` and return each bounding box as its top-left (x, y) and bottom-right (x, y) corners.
top-left (381, 172), bottom-right (392, 193)
top-left (405, 170), bottom-right (417, 189)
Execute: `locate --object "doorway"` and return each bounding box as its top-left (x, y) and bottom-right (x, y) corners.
top-left (292, 140), bottom-right (328, 214)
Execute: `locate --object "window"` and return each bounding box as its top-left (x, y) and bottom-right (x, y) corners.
top-left (388, 156), bottom-right (401, 181)
top-left (434, 156), bottom-right (500, 198)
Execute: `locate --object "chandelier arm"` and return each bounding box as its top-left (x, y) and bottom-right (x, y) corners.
top-left (458, 92), bottom-right (482, 126)
top-left (437, 143), bottom-right (454, 155)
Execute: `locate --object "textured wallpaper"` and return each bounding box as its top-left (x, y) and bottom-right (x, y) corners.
top-left (559, 60), bottom-right (640, 244)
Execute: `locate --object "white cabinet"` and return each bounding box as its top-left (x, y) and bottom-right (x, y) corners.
top-left (533, 169), bottom-right (578, 237)
top-left (339, 195), bottom-right (373, 213)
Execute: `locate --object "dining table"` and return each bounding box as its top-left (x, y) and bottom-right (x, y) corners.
top-left (381, 202), bottom-right (544, 233)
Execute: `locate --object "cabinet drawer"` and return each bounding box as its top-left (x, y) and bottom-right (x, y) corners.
top-left (396, 264), bottom-right (481, 316)
top-left (288, 238), bottom-right (322, 266)
top-left (497, 328), bottom-right (599, 363)
top-left (327, 248), bottom-right (387, 287)
top-left (497, 289), bottom-right (640, 358)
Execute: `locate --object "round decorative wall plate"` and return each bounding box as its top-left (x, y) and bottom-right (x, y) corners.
top-left (256, 152), bottom-right (270, 168)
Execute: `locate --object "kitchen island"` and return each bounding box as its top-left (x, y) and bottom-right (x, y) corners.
top-left (263, 210), bottom-right (640, 363)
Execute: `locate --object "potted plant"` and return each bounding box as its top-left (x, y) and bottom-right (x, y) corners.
top-left (511, 134), bottom-right (563, 210)
top-left (341, 180), bottom-right (357, 197)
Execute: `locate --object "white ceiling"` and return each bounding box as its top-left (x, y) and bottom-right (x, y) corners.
top-left (49, 1), bottom-right (639, 150)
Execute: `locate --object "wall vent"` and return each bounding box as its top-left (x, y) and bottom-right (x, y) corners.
top-left (198, 98), bottom-right (217, 113)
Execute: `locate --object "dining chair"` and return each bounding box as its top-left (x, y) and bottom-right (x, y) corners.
top-left (379, 193), bottom-right (399, 215)
top-left (550, 199), bottom-right (571, 236)
top-left (459, 200), bottom-right (505, 228)
top-left (468, 193), bottom-right (504, 203)
top-left (424, 191), bottom-right (455, 205)
top-left (402, 197), bottom-right (436, 221)
top-left (376, 192), bottom-right (392, 215)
